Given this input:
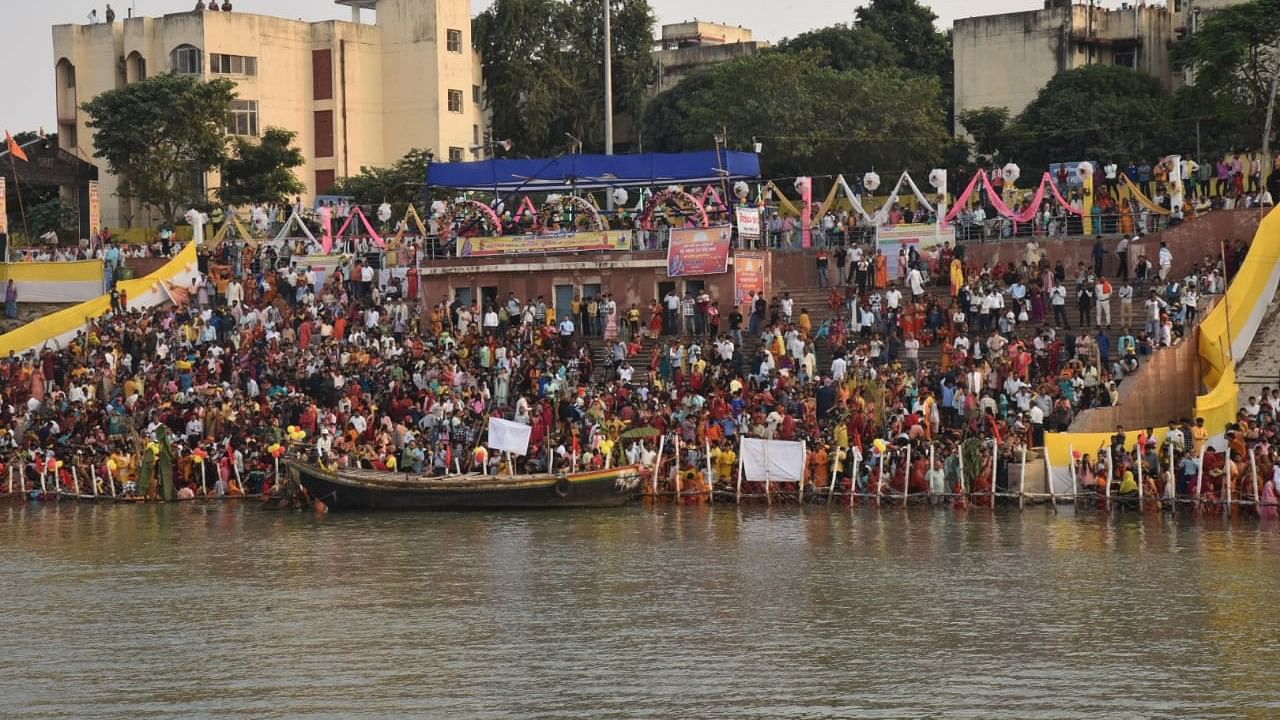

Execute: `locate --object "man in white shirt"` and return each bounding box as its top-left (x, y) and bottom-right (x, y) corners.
top-left (1158, 242), bottom-right (1173, 280)
top-left (907, 267), bottom-right (925, 301)
top-left (1094, 276), bottom-right (1112, 327)
top-left (831, 355), bottom-right (848, 382)
top-left (1104, 160), bottom-right (1119, 195)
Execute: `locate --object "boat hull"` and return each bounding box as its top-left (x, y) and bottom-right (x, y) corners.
top-left (288, 461), bottom-right (644, 511)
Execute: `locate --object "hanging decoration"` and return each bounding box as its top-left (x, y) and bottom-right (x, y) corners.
top-left (611, 188), bottom-right (629, 207)
top-left (928, 169), bottom-right (947, 193)
top-left (943, 169), bottom-right (1082, 226)
top-left (1002, 163), bottom-right (1021, 184)
top-left (639, 188), bottom-right (709, 230)
top-left (377, 202), bottom-right (392, 224)
top-left (863, 172), bottom-right (881, 193)
top-left (733, 181), bottom-right (750, 200)
top-left (332, 206), bottom-right (386, 248)
top-left (538, 194), bottom-right (604, 233)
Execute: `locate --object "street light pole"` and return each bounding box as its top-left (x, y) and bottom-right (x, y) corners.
top-left (603, 0), bottom-right (614, 157)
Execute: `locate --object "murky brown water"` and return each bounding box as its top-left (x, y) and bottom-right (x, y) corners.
top-left (2, 502), bottom-right (1278, 719)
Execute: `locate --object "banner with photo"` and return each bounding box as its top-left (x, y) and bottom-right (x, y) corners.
top-left (735, 207), bottom-right (761, 240)
top-left (457, 229), bottom-right (631, 257)
top-left (88, 180), bottom-right (101, 238)
top-left (734, 251), bottom-right (767, 306)
top-left (876, 223), bottom-right (946, 278)
top-left (666, 225), bottom-right (732, 277)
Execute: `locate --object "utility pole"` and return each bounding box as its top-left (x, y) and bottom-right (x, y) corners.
top-left (603, 0), bottom-right (614, 157)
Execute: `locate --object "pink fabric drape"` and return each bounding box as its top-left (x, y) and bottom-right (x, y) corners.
top-left (942, 170), bottom-right (985, 224)
top-left (320, 206), bottom-right (334, 254)
top-left (333, 207), bottom-right (385, 248)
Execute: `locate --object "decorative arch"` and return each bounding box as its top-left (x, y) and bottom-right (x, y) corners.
top-left (441, 200), bottom-right (503, 240)
top-left (639, 188), bottom-right (709, 230)
top-left (538, 195), bottom-right (605, 233)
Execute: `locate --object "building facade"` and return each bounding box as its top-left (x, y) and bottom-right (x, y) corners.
top-left (652, 21), bottom-right (768, 95)
top-left (52, 0), bottom-right (483, 229)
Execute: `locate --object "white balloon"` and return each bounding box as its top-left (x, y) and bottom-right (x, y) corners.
top-left (733, 181), bottom-right (750, 199)
top-left (612, 188), bottom-right (629, 206)
top-left (1076, 161), bottom-right (1095, 178)
top-left (377, 202), bottom-right (392, 223)
top-left (928, 169), bottom-right (947, 191)
top-left (863, 172), bottom-right (881, 192)
top-left (1002, 163), bottom-right (1021, 184)
top-left (793, 176), bottom-right (811, 195)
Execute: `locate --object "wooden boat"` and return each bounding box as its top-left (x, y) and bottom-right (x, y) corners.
top-left (286, 459), bottom-right (647, 511)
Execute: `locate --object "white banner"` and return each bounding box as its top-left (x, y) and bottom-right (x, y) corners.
top-left (488, 417), bottom-right (532, 456)
top-left (741, 438), bottom-right (805, 483)
top-left (735, 206), bottom-right (761, 240)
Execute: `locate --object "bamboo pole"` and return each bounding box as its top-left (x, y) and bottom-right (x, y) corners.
top-left (89, 464), bottom-right (98, 498)
top-left (1251, 449), bottom-right (1261, 513)
top-left (20, 463), bottom-right (27, 494)
top-left (1224, 451), bottom-right (1233, 516)
top-left (827, 446), bottom-right (840, 504)
top-left (1019, 445), bottom-right (1027, 510)
top-left (200, 460), bottom-right (208, 497)
top-left (1195, 446), bottom-right (1206, 509)
top-left (799, 440), bottom-right (807, 503)
top-left (675, 435), bottom-right (682, 500)
top-left (1168, 440), bottom-right (1177, 505)
top-left (705, 440), bottom-right (713, 504)
top-left (989, 439), bottom-right (997, 509)
top-left (958, 444), bottom-right (967, 500)
top-left (106, 461), bottom-right (116, 498)
top-left (902, 444), bottom-right (911, 507)
top-left (1128, 446), bottom-right (1134, 507)
top-left (877, 450), bottom-right (885, 507)
top-left (1045, 452), bottom-right (1057, 509)
top-left (734, 434), bottom-right (743, 504)
top-left (1068, 445), bottom-right (1078, 507)
top-left (652, 435), bottom-right (666, 498)
top-left (929, 444), bottom-right (936, 503)
top-left (73, 466), bottom-right (81, 499)
top-left (7, 465), bottom-right (12, 495)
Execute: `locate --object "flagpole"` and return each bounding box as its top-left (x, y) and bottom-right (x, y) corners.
top-left (7, 153), bottom-right (30, 245)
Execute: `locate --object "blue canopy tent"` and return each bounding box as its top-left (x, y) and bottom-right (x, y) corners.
top-left (427, 150), bottom-right (760, 192)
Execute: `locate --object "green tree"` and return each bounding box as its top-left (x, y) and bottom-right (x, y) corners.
top-left (1003, 65), bottom-right (1176, 173)
top-left (1173, 0), bottom-right (1280, 114)
top-left (217, 127), bottom-right (306, 206)
top-left (330, 148), bottom-right (437, 211)
top-left (27, 198), bottom-right (80, 241)
top-left (776, 24), bottom-right (902, 72)
top-left (642, 51), bottom-right (948, 179)
top-left (474, 0), bottom-right (655, 156)
top-left (855, 0), bottom-right (952, 81)
top-left (957, 106), bottom-right (1009, 160)
top-left (81, 73), bottom-right (236, 222)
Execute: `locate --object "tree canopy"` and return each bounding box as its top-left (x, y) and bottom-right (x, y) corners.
top-left (474, 0), bottom-right (656, 156)
top-left (997, 65), bottom-right (1177, 171)
top-left (776, 25), bottom-right (902, 72)
top-left (1173, 0), bottom-right (1280, 113)
top-left (329, 148), bottom-right (434, 208)
top-left (641, 51), bottom-right (948, 179)
top-left (218, 127), bottom-right (305, 207)
top-left (855, 0), bottom-right (952, 81)
top-left (81, 73), bottom-right (236, 221)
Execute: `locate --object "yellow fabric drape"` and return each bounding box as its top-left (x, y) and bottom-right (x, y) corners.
top-left (1121, 175), bottom-right (1171, 216)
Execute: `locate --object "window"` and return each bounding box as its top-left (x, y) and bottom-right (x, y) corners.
top-left (447, 29), bottom-right (463, 53)
top-left (210, 53), bottom-right (257, 76)
top-left (448, 147), bottom-right (464, 163)
top-left (447, 89), bottom-right (464, 114)
top-left (226, 99), bottom-right (259, 136)
top-left (315, 169), bottom-right (336, 196)
top-left (170, 44), bottom-right (202, 74)
top-left (1113, 51), bottom-right (1135, 68)
top-left (314, 110), bottom-right (334, 158)
top-left (473, 124), bottom-right (480, 146)
top-left (472, 84), bottom-right (481, 104)
top-left (57, 59), bottom-right (77, 88)
top-left (312, 49), bottom-right (333, 101)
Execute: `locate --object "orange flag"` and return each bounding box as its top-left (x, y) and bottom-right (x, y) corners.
top-left (5, 131), bottom-right (28, 162)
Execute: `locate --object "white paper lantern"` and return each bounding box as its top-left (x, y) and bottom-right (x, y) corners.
top-left (431, 200), bottom-right (447, 216)
top-left (377, 202), bottom-right (392, 223)
top-left (612, 188), bottom-right (629, 206)
top-left (547, 193), bottom-right (563, 205)
top-left (733, 181), bottom-right (750, 199)
top-left (1002, 163), bottom-right (1021, 184)
top-left (1076, 161), bottom-right (1095, 180)
top-left (863, 172), bottom-right (881, 192)
top-left (793, 176), bottom-right (811, 195)
top-left (928, 169), bottom-right (947, 192)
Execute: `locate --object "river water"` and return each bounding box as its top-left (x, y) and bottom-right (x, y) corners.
top-left (2, 502), bottom-right (1278, 719)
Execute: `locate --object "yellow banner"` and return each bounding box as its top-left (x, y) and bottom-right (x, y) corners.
top-left (0, 259), bottom-right (103, 283)
top-left (457, 229), bottom-right (631, 257)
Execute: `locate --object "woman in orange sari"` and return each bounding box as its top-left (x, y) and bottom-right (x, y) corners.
top-left (874, 250), bottom-right (889, 289)
top-left (1119, 203), bottom-right (1134, 236)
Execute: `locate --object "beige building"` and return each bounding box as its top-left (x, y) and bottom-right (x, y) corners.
top-left (953, 1), bottom-right (1174, 133)
top-left (653, 21), bottom-right (769, 95)
top-left (52, 0), bottom-right (483, 229)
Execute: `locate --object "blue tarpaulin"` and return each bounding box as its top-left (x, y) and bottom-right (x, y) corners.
top-left (427, 150), bottom-right (760, 192)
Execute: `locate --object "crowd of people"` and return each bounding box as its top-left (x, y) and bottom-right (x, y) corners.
top-left (0, 183), bottom-right (1269, 508)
